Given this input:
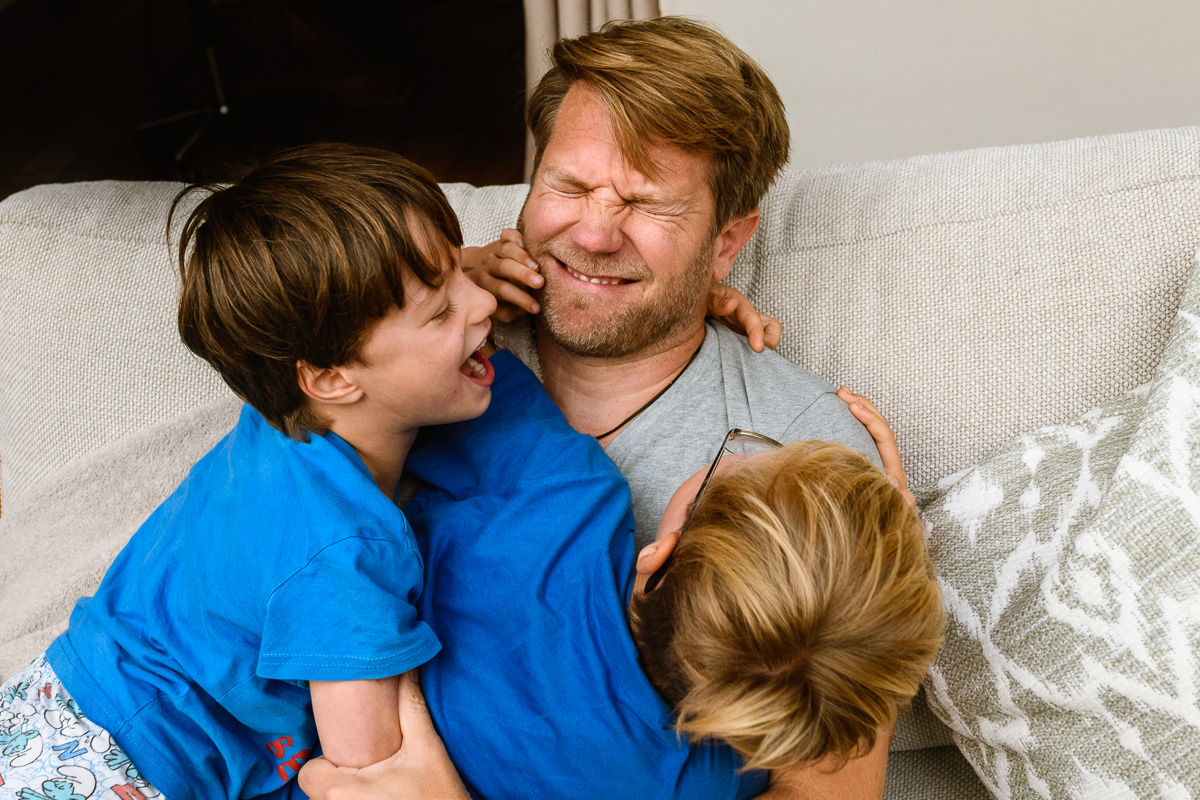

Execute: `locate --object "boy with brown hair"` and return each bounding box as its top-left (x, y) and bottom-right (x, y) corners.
top-left (0, 143), bottom-right (498, 798)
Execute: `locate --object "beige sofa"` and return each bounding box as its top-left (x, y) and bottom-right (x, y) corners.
top-left (2, 126), bottom-right (1198, 798)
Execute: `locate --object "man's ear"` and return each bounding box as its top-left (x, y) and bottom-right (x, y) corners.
top-left (710, 208), bottom-right (761, 283)
top-left (296, 361), bottom-right (363, 405)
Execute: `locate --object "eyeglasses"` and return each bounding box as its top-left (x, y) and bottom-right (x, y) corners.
top-left (643, 428), bottom-right (783, 593)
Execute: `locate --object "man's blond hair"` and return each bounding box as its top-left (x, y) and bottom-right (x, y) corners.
top-left (526, 16), bottom-right (790, 229)
top-left (630, 441), bottom-right (945, 772)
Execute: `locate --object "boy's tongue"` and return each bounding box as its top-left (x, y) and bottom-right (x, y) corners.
top-left (461, 347), bottom-right (495, 386)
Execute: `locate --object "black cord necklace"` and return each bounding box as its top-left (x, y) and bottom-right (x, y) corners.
top-left (594, 342), bottom-right (704, 440)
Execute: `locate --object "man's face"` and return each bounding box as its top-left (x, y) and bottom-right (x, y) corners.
top-left (518, 85), bottom-right (720, 360)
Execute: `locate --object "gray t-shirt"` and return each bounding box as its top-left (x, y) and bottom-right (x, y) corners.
top-left (496, 320), bottom-right (882, 550)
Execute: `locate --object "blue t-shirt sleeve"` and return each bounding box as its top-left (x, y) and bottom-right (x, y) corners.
top-left (257, 535), bottom-right (440, 682)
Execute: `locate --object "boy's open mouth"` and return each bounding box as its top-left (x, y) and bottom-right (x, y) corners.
top-left (461, 346), bottom-right (495, 387)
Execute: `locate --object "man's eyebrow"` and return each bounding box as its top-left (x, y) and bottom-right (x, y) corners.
top-left (625, 190), bottom-right (674, 207)
top-left (543, 166), bottom-right (588, 189)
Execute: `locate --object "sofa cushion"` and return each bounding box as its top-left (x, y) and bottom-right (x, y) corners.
top-left (0, 181), bottom-right (230, 506)
top-left (918, 251), bottom-right (1200, 797)
top-left (730, 126), bottom-right (1200, 487)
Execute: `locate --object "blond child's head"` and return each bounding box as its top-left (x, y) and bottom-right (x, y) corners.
top-left (629, 440), bottom-right (945, 772)
top-left (171, 143), bottom-right (484, 441)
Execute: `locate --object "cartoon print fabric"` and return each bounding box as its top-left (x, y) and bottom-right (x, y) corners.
top-left (0, 656), bottom-right (163, 800)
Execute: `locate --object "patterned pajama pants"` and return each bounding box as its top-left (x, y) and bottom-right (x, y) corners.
top-left (0, 655), bottom-right (164, 800)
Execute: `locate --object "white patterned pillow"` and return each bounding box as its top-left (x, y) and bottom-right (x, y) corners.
top-left (917, 252), bottom-right (1200, 799)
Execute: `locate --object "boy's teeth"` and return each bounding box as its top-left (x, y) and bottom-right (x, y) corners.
top-left (466, 355), bottom-right (486, 377)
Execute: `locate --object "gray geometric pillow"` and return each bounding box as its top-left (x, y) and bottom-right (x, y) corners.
top-left (917, 252), bottom-right (1200, 799)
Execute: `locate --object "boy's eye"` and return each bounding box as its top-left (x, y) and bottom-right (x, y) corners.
top-left (433, 302), bottom-right (456, 322)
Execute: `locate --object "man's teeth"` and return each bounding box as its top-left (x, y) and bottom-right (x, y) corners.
top-left (465, 355), bottom-right (487, 377)
top-left (566, 266), bottom-right (623, 285)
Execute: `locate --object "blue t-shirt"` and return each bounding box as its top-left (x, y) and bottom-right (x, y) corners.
top-left (47, 405), bottom-right (441, 799)
top-left (405, 351), bottom-right (768, 800)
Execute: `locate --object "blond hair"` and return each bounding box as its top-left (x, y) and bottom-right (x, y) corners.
top-left (630, 441), bottom-right (945, 772)
top-left (526, 16), bottom-right (789, 229)
top-left (172, 143), bottom-right (461, 440)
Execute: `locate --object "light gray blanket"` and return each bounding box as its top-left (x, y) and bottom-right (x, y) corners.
top-left (0, 395), bottom-right (239, 680)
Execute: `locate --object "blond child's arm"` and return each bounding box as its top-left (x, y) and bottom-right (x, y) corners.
top-left (310, 676), bottom-right (404, 768)
top-left (759, 722), bottom-right (895, 800)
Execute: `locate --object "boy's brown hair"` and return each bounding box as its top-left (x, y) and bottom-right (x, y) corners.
top-left (630, 441), bottom-right (945, 772)
top-left (526, 16), bottom-right (790, 230)
top-left (171, 143), bottom-right (462, 440)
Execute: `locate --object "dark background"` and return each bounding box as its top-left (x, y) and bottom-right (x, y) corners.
top-left (0, 0), bottom-right (528, 201)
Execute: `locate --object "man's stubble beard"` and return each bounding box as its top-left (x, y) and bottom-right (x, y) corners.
top-left (518, 213), bottom-right (715, 361)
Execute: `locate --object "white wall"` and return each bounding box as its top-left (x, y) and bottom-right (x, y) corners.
top-left (662, 0), bottom-right (1200, 171)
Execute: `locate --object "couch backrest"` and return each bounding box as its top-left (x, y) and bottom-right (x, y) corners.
top-left (1, 127), bottom-right (1198, 504)
top-left (446, 126), bottom-right (1200, 486)
top-left (741, 126), bottom-right (1200, 485)
top-left (0, 182), bottom-right (228, 506)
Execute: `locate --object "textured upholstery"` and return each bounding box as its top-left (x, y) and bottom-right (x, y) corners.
top-left (737, 127), bottom-right (1200, 486)
top-left (0, 182), bottom-right (226, 506)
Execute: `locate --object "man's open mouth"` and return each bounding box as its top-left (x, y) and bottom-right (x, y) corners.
top-left (560, 260), bottom-right (633, 286)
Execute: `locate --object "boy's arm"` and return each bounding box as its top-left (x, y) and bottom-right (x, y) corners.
top-left (310, 676), bottom-right (404, 768)
top-left (759, 723), bottom-right (895, 800)
top-left (300, 672), bottom-right (470, 800)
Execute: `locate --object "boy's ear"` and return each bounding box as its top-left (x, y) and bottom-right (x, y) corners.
top-left (635, 530), bottom-right (681, 577)
top-left (296, 361), bottom-right (363, 405)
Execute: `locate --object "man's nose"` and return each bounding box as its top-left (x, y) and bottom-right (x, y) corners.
top-left (570, 197), bottom-right (624, 254)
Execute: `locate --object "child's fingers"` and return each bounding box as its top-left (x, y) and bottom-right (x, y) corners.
top-left (491, 303), bottom-right (529, 323)
top-left (732, 303), bottom-right (766, 352)
top-left (493, 242), bottom-right (539, 273)
top-left (836, 386), bottom-right (912, 503)
top-left (465, 257), bottom-right (540, 317)
top-left (705, 283), bottom-right (737, 314)
top-left (761, 315), bottom-right (782, 350)
top-left (490, 256), bottom-right (543, 289)
top-left (839, 390), bottom-right (899, 458)
top-left (495, 229), bottom-right (539, 270)
top-left (705, 282), bottom-right (783, 353)
top-left (489, 279), bottom-right (540, 316)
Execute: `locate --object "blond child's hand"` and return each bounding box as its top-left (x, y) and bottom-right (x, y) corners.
top-left (707, 282), bottom-right (781, 352)
top-left (463, 229), bottom-right (542, 323)
top-left (836, 387), bottom-right (914, 508)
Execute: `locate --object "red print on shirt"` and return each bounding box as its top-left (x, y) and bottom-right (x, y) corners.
top-left (267, 736), bottom-right (310, 783)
